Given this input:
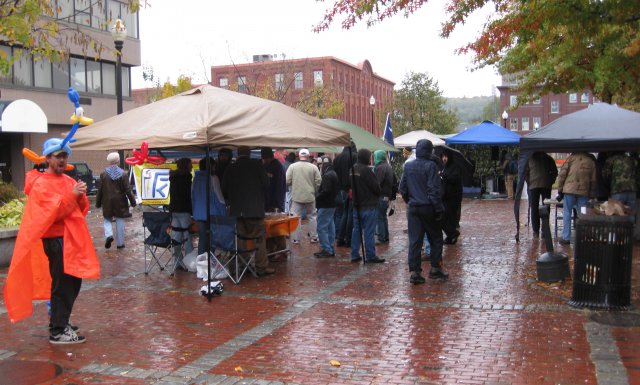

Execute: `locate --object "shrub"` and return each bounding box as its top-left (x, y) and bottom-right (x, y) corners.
top-left (0, 197), bottom-right (26, 228)
top-left (0, 182), bottom-right (22, 206)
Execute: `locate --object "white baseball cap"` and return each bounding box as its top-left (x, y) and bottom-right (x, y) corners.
top-left (299, 149), bottom-right (310, 157)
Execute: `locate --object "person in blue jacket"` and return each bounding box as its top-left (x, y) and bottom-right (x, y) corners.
top-left (192, 157), bottom-right (226, 255)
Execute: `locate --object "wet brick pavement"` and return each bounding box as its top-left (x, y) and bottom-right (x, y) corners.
top-left (1, 198), bottom-right (638, 384)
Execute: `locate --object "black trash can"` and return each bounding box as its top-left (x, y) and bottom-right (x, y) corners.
top-left (569, 214), bottom-right (634, 310)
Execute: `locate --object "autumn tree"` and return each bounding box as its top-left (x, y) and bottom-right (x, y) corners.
top-left (314, 0), bottom-right (640, 106)
top-left (159, 75), bottom-right (193, 100)
top-left (393, 71), bottom-right (458, 135)
top-left (0, 0), bottom-right (143, 75)
top-left (296, 84), bottom-right (344, 119)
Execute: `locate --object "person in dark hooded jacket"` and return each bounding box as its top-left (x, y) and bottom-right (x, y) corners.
top-left (440, 148), bottom-right (463, 244)
top-left (399, 139), bottom-right (448, 284)
top-left (333, 142), bottom-right (357, 247)
top-left (314, 157), bottom-right (340, 257)
top-left (350, 149), bottom-right (385, 263)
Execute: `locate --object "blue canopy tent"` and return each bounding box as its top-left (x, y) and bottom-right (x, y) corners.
top-left (445, 120), bottom-right (521, 195)
top-left (445, 120), bottom-right (521, 146)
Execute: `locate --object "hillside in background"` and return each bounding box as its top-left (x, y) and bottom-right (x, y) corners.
top-left (445, 96), bottom-right (499, 131)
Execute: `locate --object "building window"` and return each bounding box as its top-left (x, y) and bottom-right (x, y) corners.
top-left (275, 73), bottom-right (284, 91)
top-left (533, 116), bottom-right (541, 130)
top-left (521, 117), bottom-right (530, 131)
top-left (34, 57), bottom-right (52, 88)
top-left (86, 60), bottom-right (101, 93)
top-left (219, 77), bottom-right (228, 89)
top-left (71, 57), bottom-right (86, 92)
top-left (533, 97), bottom-right (541, 104)
top-left (510, 95), bottom-right (517, 107)
top-left (121, 65), bottom-right (130, 97)
top-left (581, 92), bottom-right (589, 103)
top-left (314, 70), bottom-right (323, 86)
top-left (509, 118), bottom-right (518, 131)
top-left (102, 62), bottom-right (115, 95)
top-left (237, 76), bottom-right (246, 93)
top-left (52, 59), bottom-right (70, 90)
top-left (74, 0), bottom-right (92, 26)
top-left (294, 72), bottom-right (303, 89)
top-left (551, 101), bottom-right (559, 113)
top-left (569, 93), bottom-right (577, 103)
top-left (13, 49), bottom-right (33, 87)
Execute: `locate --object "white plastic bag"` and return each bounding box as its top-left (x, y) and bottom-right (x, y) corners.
top-left (183, 250), bottom-right (199, 273)
top-left (195, 253), bottom-right (209, 279)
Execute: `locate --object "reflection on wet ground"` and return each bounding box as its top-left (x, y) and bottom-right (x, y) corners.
top-left (0, 198), bottom-right (638, 384)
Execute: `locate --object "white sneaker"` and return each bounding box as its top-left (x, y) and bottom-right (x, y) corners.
top-left (310, 237), bottom-right (319, 243)
top-left (292, 239), bottom-right (300, 245)
top-left (49, 325), bottom-right (86, 344)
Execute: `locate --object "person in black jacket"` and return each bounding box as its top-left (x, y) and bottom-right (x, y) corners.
top-left (333, 142), bottom-right (357, 247)
top-left (222, 146), bottom-right (274, 276)
top-left (440, 148), bottom-right (463, 245)
top-left (350, 149), bottom-right (385, 263)
top-left (314, 157), bottom-right (340, 258)
top-left (169, 158), bottom-right (194, 267)
top-left (400, 139), bottom-right (447, 284)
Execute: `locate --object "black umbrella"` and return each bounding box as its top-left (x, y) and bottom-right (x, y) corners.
top-left (434, 145), bottom-right (474, 181)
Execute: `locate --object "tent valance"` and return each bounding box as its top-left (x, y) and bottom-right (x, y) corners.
top-left (446, 121), bottom-right (521, 146)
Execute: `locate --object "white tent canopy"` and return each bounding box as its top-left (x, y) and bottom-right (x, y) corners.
top-left (393, 130), bottom-right (446, 148)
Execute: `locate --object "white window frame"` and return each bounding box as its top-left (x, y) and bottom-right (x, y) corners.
top-left (581, 92), bottom-right (589, 103)
top-left (294, 72), bottom-right (303, 89)
top-left (219, 77), bottom-right (228, 89)
top-left (533, 116), bottom-right (541, 130)
top-left (569, 93), bottom-right (577, 103)
top-left (550, 101), bottom-right (559, 113)
top-left (237, 76), bottom-right (247, 93)
top-left (533, 97), bottom-right (541, 104)
top-left (275, 73), bottom-right (284, 91)
top-left (313, 70), bottom-right (323, 86)
top-left (521, 117), bottom-right (530, 131)
top-left (510, 118), bottom-right (518, 131)
top-left (510, 95), bottom-right (517, 107)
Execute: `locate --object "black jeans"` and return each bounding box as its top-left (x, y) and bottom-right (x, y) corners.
top-left (43, 237), bottom-right (82, 335)
top-left (442, 198), bottom-right (462, 239)
top-left (336, 191), bottom-right (353, 244)
top-left (407, 205), bottom-right (443, 272)
top-left (528, 188), bottom-right (551, 235)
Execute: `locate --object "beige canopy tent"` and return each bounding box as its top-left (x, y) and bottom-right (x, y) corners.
top-left (73, 84), bottom-right (350, 151)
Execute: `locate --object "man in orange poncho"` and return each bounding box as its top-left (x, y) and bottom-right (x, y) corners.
top-left (3, 138), bottom-right (100, 344)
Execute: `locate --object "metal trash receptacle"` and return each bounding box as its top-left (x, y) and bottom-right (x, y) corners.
top-left (569, 214), bottom-right (634, 310)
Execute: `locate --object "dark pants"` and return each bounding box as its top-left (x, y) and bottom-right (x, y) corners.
top-left (528, 188), bottom-right (551, 235)
top-left (407, 205), bottom-right (443, 273)
top-left (43, 237), bottom-right (82, 335)
top-left (336, 190), bottom-right (353, 244)
top-left (442, 198), bottom-right (461, 239)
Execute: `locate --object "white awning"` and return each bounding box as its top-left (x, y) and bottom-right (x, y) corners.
top-left (0, 99), bottom-right (48, 133)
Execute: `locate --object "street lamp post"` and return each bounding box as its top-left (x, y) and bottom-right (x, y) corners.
top-left (534, 122), bottom-right (540, 130)
top-left (502, 110), bottom-right (509, 129)
top-left (369, 95), bottom-right (375, 135)
top-left (111, 19), bottom-right (127, 167)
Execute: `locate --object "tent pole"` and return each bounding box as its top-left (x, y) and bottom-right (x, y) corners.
top-left (205, 144), bottom-right (213, 300)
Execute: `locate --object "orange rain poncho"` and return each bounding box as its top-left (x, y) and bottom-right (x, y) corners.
top-left (3, 169), bottom-right (100, 323)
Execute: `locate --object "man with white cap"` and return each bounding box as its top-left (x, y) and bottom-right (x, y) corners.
top-left (96, 152), bottom-right (136, 249)
top-left (286, 149), bottom-right (321, 244)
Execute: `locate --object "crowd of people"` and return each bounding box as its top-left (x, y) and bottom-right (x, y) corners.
top-left (11, 135), bottom-right (638, 346)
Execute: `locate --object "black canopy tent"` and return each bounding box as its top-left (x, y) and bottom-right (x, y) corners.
top-left (513, 103), bottom-right (640, 241)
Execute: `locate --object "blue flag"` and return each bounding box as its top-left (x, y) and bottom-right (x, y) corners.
top-left (383, 112), bottom-right (395, 160)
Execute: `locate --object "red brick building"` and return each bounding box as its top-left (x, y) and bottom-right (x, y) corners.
top-left (498, 74), bottom-right (594, 134)
top-left (210, 55), bottom-right (395, 137)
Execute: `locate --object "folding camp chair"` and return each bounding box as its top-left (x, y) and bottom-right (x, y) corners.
top-left (143, 211), bottom-right (178, 275)
top-left (209, 216), bottom-right (259, 284)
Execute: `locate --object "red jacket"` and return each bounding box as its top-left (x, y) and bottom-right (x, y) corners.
top-left (3, 170), bottom-right (100, 323)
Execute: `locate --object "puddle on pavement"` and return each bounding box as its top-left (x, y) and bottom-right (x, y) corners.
top-left (0, 360), bottom-right (62, 385)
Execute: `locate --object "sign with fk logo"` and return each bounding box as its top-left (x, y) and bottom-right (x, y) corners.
top-left (132, 164), bottom-right (176, 205)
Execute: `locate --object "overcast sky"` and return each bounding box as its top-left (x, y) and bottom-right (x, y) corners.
top-left (130, 0), bottom-right (501, 98)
